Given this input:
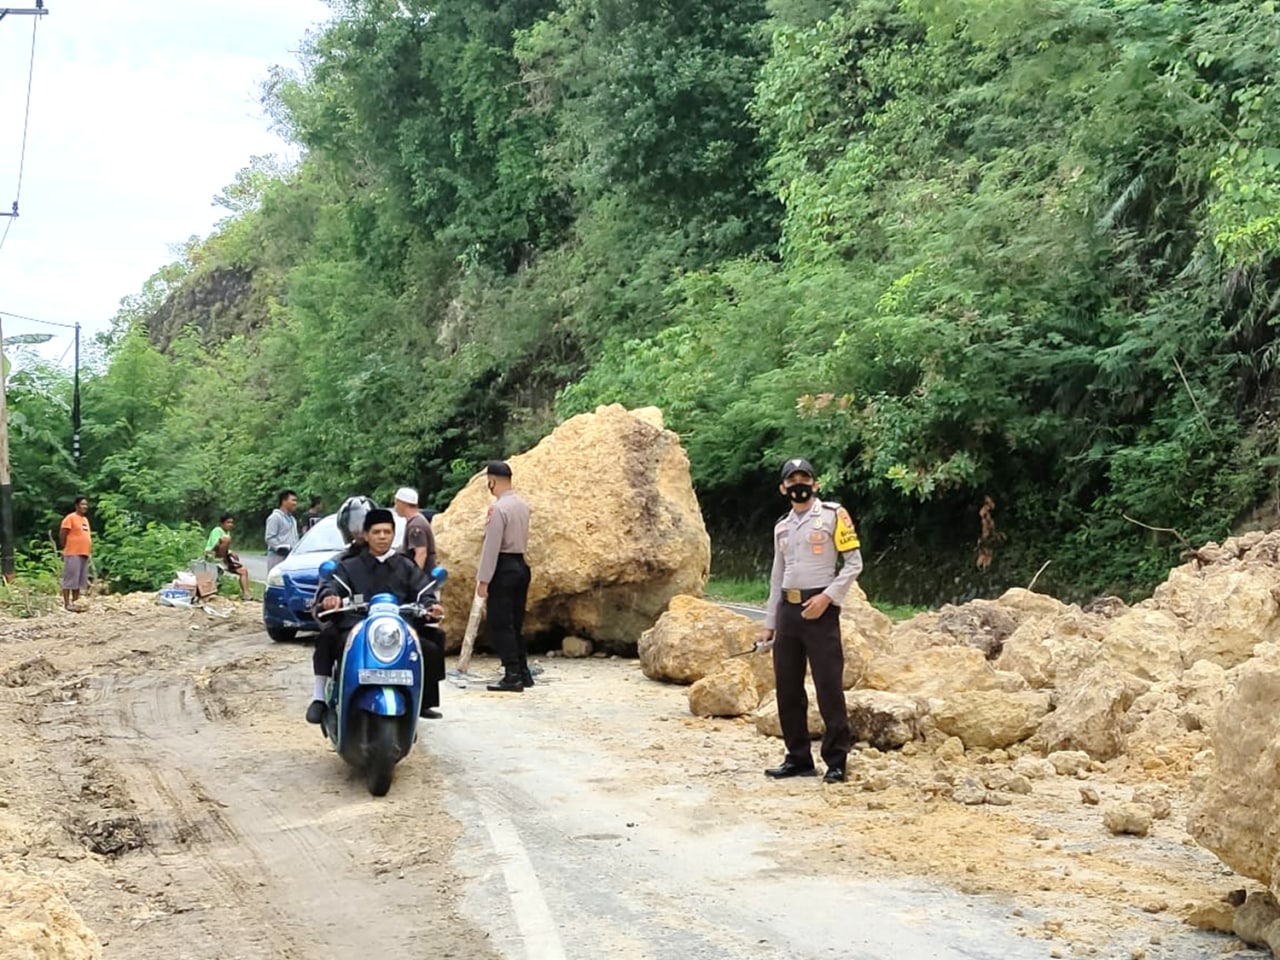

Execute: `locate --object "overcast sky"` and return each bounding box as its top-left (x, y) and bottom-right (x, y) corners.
top-left (0, 0), bottom-right (330, 364)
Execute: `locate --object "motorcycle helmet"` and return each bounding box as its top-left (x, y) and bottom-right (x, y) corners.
top-left (337, 495), bottom-right (378, 544)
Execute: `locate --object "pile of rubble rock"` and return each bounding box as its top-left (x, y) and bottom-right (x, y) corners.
top-left (639, 530), bottom-right (1280, 954)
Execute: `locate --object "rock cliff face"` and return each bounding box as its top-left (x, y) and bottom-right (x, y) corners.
top-left (432, 405), bottom-right (710, 654)
top-left (146, 266), bottom-right (271, 350)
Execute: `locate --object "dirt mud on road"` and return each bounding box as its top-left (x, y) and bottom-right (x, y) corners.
top-left (0, 596), bottom-right (1267, 959)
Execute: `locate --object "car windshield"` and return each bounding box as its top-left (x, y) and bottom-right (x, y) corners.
top-left (290, 511), bottom-right (406, 555)
top-left (294, 515), bottom-right (345, 554)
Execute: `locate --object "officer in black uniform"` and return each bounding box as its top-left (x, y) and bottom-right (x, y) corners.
top-left (756, 458), bottom-right (863, 783)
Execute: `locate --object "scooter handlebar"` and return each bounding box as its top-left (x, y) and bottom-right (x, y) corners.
top-left (315, 599), bottom-right (367, 620)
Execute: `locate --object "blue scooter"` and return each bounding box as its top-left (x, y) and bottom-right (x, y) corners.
top-left (315, 559), bottom-right (447, 796)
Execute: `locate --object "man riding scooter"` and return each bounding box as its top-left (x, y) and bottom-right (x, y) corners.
top-left (306, 500), bottom-right (447, 724)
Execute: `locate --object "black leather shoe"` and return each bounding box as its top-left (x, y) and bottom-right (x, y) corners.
top-left (487, 675), bottom-right (525, 693)
top-left (765, 760), bottom-right (817, 779)
top-left (420, 708), bottom-right (443, 719)
top-left (520, 671), bottom-right (535, 688)
top-left (305, 700), bottom-right (326, 724)
top-left (823, 766), bottom-right (846, 783)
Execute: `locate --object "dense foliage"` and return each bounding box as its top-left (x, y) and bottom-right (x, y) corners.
top-left (12, 0), bottom-right (1280, 602)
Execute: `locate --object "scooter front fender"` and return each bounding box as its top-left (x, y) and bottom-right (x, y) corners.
top-left (352, 685), bottom-right (408, 717)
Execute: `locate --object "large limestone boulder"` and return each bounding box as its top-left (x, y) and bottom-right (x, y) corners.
top-left (1153, 549), bottom-right (1280, 668)
top-left (754, 687), bottom-right (825, 739)
top-left (1188, 643), bottom-right (1280, 891)
top-left (640, 596), bottom-right (759, 686)
top-left (0, 870), bottom-right (101, 960)
top-left (688, 660), bottom-right (760, 717)
top-left (845, 690), bottom-right (927, 750)
top-left (933, 691), bottom-right (1052, 750)
top-left (1123, 659), bottom-right (1228, 768)
top-left (864, 646), bottom-right (1029, 700)
top-left (1100, 607), bottom-right (1187, 682)
top-left (839, 585), bottom-right (893, 688)
top-left (1176, 659), bottom-right (1230, 736)
top-left (932, 599), bottom-right (1019, 659)
top-left (992, 587), bottom-right (1072, 620)
top-left (995, 607), bottom-right (1106, 689)
top-left (655, 586), bottom-right (890, 700)
top-left (890, 589), bottom-right (1070, 661)
top-left (1038, 663), bottom-right (1146, 760)
top-left (433, 405), bottom-right (710, 653)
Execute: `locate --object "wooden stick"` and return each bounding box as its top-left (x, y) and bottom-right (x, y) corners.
top-left (456, 594), bottom-right (485, 674)
top-left (1027, 560), bottom-right (1051, 592)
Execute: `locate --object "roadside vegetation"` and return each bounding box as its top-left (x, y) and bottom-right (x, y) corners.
top-left (8, 0), bottom-right (1280, 604)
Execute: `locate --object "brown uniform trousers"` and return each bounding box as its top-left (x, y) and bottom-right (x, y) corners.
top-left (773, 589), bottom-right (851, 768)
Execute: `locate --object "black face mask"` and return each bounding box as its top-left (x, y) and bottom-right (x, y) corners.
top-left (787, 484), bottom-right (814, 504)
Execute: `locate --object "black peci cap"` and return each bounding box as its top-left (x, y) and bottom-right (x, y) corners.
top-left (780, 458), bottom-right (815, 481)
top-left (363, 507), bottom-right (395, 531)
top-left (486, 460), bottom-right (513, 478)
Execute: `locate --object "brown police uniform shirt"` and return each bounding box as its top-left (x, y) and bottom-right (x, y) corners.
top-left (763, 498), bottom-right (863, 631)
top-left (477, 491), bottom-right (531, 584)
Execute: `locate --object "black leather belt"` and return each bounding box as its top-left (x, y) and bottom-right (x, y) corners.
top-left (783, 587), bottom-right (826, 604)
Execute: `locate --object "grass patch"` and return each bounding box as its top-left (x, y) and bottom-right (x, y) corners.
top-left (704, 576), bottom-right (768, 605)
top-left (871, 601), bottom-right (929, 622)
top-left (706, 579), bottom-right (931, 621)
top-left (0, 575), bottom-right (62, 618)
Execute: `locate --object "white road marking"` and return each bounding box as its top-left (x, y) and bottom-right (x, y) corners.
top-left (479, 800), bottom-right (568, 960)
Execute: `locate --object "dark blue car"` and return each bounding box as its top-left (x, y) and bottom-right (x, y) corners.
top-left (262, 512), bottom-right (406, 641)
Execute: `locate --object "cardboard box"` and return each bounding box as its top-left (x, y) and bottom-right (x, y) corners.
top-left (194, 572), bottom-right (218, 598)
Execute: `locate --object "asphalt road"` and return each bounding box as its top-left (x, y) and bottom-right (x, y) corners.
top-left (240, 553), bottom-right (269, 584)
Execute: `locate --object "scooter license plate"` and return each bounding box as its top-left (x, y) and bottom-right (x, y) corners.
top-left (357, 669), bottom-right (414, 685)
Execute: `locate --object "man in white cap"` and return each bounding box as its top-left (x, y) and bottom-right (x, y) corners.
top-left (394, 486), bottom-right (437, 572)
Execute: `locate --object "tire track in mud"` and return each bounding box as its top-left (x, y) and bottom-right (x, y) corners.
top-left (38, 633), bottom-right (498, 960)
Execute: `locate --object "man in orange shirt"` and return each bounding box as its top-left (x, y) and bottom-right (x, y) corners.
top-left (59, 496), bottom-right (92, 612)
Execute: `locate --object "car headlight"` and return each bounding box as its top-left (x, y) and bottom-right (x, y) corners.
top-left (368, 618), bottom-right (405, 664)
top-left (267, 568), bottom-right (285, 588)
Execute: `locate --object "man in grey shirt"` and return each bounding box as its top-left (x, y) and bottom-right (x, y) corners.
top-left (393, 486), bottom-right (437, 571)
top-left (476, 461), bottom-right (532, 693)
top-left (264, 489), bottom-right (300, 571)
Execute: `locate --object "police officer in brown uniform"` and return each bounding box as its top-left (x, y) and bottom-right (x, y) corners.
top-left (476, 461), bottom-right (534, 693)
top-left (756, 458), bottom-right (863, 783)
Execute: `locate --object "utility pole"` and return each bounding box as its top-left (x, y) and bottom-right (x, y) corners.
top-left (0, 5), bottom-right (48, 27)
top-left (0, 311), bottom-right (12, 579)
top-left (0, 2), bottom-right (48, 227)
top-left (71, 321), bottom-right (79, 465)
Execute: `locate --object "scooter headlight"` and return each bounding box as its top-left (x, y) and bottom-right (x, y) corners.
top-left (368, 617), bottom-right (405, 664)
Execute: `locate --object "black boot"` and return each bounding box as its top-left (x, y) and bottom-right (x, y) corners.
top-left (487, 670), bottom-right (525, 693)
top-left (520, 668), bottom-right (535, 688)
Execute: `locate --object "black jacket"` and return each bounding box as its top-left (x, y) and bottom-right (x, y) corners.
top-left (316, 549), bottom-right (439, 634)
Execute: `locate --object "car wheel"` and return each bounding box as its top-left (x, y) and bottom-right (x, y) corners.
top-left (267, 626), bottom-right (297, 643)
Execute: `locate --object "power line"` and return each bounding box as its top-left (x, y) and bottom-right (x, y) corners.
top-left (0, 9), bottom-right (42, 254)
top-left (0, 316), bottom-right (76, 335)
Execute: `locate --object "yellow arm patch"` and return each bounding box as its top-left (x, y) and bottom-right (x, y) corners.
top-left (834, 508), bottom-right (860, 552)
